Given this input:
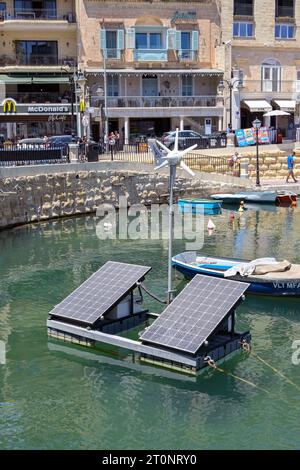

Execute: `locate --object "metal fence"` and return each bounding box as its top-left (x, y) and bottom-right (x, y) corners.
top-left (0, 144), bottom-right (65, 166)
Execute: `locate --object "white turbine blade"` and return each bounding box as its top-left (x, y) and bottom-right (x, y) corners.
top-left (180, 161), bottom-right (195, 177)
top-left (155, 160), bottom-right (169, 171)
top-left (156, 140), bottom-right (171, 154)
top-left (174, 128), bottom-right (179, 153)
top-left (179, 144), bottom-right (198, 157)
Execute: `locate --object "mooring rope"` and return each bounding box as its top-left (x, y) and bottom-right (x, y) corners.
top-left (241, 340), bottom-right (300, 393)
top-left (138, 283), bottom-right (167, 304)
top-left (204, 356), bottom-right (270, 394)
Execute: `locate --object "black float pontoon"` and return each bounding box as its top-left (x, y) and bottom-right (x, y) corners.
top-left (47, 261), bottom-right (251, 375)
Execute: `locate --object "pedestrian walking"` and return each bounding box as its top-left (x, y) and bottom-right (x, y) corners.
top-left (286, 151), bottom-right (298, 183)
top-left (114, 130), bottom-right (120, 151)
top-left (108, 132), bottom-right (116, 160)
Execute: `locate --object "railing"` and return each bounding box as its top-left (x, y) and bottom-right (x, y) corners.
top-left (134, 49), bottom-right (168, 61)
top-left (104, 49), bottom-right (122, 60)
top-left (7, 92), bottom-right (72, 104)
top-left (99, 142), bottom-right (235, 176)
top-left (177, 50), bottom-right (197, 61)
top-left (11, 55), bottom-right (77, 67)
top-left (100, 95), bottom-right (218, 108)
top-left (241, 80), bottom-right (300, 94)
top-left (0, 144), bottom-right (66, 166)
top-left (0, 9), bottom-right (76, 21)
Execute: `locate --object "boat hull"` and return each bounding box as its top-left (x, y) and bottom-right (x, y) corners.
top-left (173, 258), bottom-right (300, 296)
top-left (211, 191), bottom-right (277, 203)
top-left (178, 199), bottom-right (222, 215)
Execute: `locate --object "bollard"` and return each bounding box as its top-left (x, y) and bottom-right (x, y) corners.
top-left (240, 161), bottom-right (249, 179)
top-left (68, 143), bottom-right (79, 163)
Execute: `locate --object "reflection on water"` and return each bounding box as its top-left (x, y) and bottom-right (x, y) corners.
top-left (0, 205), bottom-right (300, 450)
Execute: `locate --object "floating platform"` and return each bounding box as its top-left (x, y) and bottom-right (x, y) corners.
top-left (47, 261), bottom-right (251, 375)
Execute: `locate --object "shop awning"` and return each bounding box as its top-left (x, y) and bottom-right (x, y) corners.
top-left (243, 100), bottom-right (272, 112)
top-left (274, 100), bottom-right (296, 112)
top-left (0, 75), bottom-right (70, 84)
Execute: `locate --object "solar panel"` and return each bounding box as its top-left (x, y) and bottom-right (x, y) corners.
top-left (140, 275), bottom-right (249, 355)
top-left (50, 261), bottom-right (151, 326)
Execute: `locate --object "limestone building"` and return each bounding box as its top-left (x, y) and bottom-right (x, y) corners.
top-left (77, 0), bottom-right (225, 142)
top-left (220, 0), bottom-right (300, 137)
top-left (0, 0), bottom-right (77, 138)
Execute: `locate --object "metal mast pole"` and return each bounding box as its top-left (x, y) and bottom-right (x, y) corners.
top-left (167, 164), bottom-right (176, 304)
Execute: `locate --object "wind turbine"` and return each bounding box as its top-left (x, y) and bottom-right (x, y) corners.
top-left (154, 128), bottom-right (197, 304)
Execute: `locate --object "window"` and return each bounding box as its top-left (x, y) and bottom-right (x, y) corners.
top-left (261, 59), bottom-right (281, 92)
top-left (136, 32), bottom-right (162, 49)
top-left (275, 24), bottom-right (294, 39)
top-left (14, 0), bottom-right (57, 18)
top-left (182, 76), bottom-right (193, 96)
top-left (106, 31), bottom-right (117, 58)
top-left (107, 75), bottom-right (119, 97)
top-left (234, 0), bottom-right (253, 16)
top-left (100, 29), bottom-right (124, 59)
top-left (276, 0), bottom-right (294, 18)
top-left (15, 40), bottom-right (58, 65)
top-left (233, 22), bottom-right (254, 37)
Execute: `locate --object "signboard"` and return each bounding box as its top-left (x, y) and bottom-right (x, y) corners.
top-left (2, 98), bottom-right (17, 113)
top-left (28, 105), bottom-right (69, 114)
top-left (236, 127), bottom-right (270, 147)
top-left (0, 101), bottom-right (71, 115)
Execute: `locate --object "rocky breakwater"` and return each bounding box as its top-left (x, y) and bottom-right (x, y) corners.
top-left (0, 168), bottom-right (246, 229)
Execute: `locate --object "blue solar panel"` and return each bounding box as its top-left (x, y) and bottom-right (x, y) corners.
top-left (140, 274), bottom-right (249, 354)
top-left (50, 261), bottom-right (151, 326)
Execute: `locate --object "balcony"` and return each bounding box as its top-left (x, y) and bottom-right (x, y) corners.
top-left (0, 54), bottom-right (77, 68)
top-left (134, 49), bottom-right (167, 62)
top-left (240, 79), bottom-right (300, 99)
top-left (104, 95), bottom-right (217, 108)
top-left (177, 50), bottom-right (197, 62)
top-left (0, 9), bottom-right (76, 21)
top-left (7, 92), bottom-right (72, 104)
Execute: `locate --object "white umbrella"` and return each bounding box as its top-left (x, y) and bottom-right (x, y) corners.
top-left (263, 110), bottom-right (291, 116)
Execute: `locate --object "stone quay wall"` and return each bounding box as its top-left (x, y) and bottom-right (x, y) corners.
top-left (0, 165), bottom-right (248, 230)
top-left (241, 149), bottom-right (300, 179)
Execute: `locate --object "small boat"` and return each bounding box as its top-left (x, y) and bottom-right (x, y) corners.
top-left (276, 192), bottom-right (297, 205)
top-left (211, 191), bottom-right (277, 204)
top-left (172, 251), bottom-right (300, 296)
top-left (178, 198), bottom-right (222, 215)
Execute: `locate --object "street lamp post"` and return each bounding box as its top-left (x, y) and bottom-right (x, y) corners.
top-left (218, 78), bottom-right (243, 130)
top-left (252, 117), bottom-right (262, 187)
top-left (101, 19), bottom-right (109, 151)
top-left (96, 86), bottom-right (104, 142)
top-left (74, 71), bottom-right (87, 139)
top-left (61, 67), bottom-right (75, 135)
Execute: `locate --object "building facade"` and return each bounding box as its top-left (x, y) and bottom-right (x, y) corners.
top-left (77, 0), bottom-right (225, 142)
top-left (221, 0), bottom-right (300, 137)
top-left (0, 0), bottom-right (77, 138)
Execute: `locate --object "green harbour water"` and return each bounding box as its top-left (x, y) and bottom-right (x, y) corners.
top-left (0, 205), bottom-right (300, 450)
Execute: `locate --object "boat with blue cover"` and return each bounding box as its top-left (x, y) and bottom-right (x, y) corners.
top-left (172, 251), bottom-right (300, 296)
top-left (178, 199), bottom-right (222, 215)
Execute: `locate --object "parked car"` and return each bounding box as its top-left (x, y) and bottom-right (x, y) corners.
top-left (47, 135), bottom-right (78, 155)
top-left (17, 137), bottom-right (45, 149)
top-left (162, 130), bottom-right (206, 150)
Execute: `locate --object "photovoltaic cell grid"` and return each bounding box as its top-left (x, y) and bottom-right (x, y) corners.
top-left (50, 261), bottom-right (151, 326)
top-left (140, 275), bottom-right (249, 355)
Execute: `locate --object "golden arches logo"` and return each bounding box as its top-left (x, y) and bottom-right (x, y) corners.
top-left (2, 99), bottom-right (17, 113)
